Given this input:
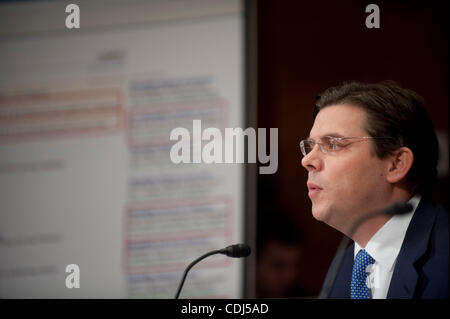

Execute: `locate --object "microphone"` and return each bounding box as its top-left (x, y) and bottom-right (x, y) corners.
top-left (318, 201), bottom-right (413, 299)
top-left (174, 243), bottom-right (251, 299)
top-left (219, 243), bottom-right (252, 258)
top-left (384, 202), bottom-right (413, 216)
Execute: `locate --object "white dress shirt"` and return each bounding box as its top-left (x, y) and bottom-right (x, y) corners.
top-left (354, 196), bottom-right (421, 299)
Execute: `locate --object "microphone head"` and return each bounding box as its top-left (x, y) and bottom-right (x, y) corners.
top-left (222, 244), bottom-right (251, 258)
top-left (384, 202), bottom-right (413, 216)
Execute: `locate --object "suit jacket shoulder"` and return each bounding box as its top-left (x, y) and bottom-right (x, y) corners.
top-left (387, 199), bottom-right (449, 298)
top-left (323, 199), bottom-right (449, 299)
top-left (322, 242), bottom-right (354, 298)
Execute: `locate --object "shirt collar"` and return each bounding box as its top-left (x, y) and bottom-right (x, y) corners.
top-left (354, 195), bottom-right (421, 271)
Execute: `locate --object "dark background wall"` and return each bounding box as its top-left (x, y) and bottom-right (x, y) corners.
top-left (256, 0), bottom-right (448, 296)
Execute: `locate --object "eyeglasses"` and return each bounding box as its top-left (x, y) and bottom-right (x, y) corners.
top-left (299, 136), bottom-right (393, 156)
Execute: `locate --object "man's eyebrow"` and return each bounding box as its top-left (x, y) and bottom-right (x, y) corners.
top-left (323, 133), bottom-right (345, 138)
top-left (308, 133), bottom-right (345, 139)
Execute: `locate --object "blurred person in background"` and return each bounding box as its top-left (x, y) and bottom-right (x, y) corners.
top-left (255, 211), bottom-right (311, 298)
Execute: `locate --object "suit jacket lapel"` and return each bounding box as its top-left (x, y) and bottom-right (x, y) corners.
top-left (387, 199), bottom-right (437, 298)
top-left (329, 244), bottom-right (354, 298)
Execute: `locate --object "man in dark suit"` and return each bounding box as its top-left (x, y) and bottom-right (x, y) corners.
top-left (300, 81), bottom-right (448, 299)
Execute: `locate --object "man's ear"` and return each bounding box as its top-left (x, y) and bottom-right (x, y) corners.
top-left (386, 147), bottom-right (414, 184)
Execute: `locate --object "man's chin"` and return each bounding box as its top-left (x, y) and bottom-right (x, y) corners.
top-left (312, 204), bottom-right (348, 234)
top-left (312, 202), bottom-right (338, 224)
top-left (311, 205), bottom-right (329, 223)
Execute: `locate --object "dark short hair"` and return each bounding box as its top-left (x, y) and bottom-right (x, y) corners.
top-left (313, 81), bottom-right (439, 197)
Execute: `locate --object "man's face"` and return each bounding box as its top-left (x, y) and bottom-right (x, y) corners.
top-left (301, 104), bottom-right (390, 233)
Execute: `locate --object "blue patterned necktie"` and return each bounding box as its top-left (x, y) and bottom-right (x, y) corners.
top-left (350, 249), bottom-right (375, 299)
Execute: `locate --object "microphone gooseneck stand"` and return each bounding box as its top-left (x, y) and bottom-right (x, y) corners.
top-left (174, 249), bottom-right (222, 299)
top-left (174, 244), bottom-right (251, 299)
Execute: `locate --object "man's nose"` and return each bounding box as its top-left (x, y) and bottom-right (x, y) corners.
top-left (301, 144), bottom-right (323, 172)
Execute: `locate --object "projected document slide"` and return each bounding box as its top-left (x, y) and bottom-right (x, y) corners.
top-left (0, 0), bottom-right (244, 298)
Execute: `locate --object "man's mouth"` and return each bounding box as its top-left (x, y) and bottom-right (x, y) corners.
top-left (307, 182), bottom-right (323, 197)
